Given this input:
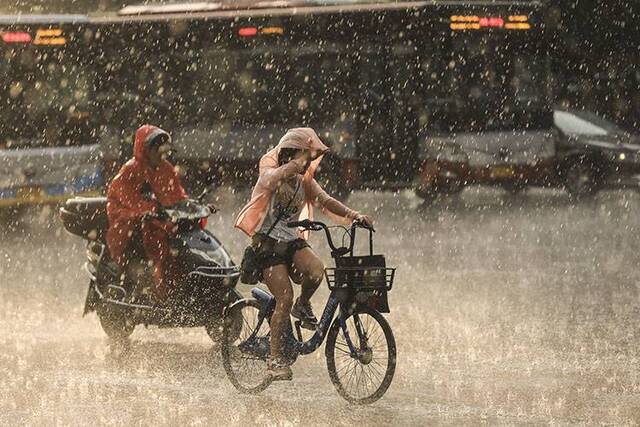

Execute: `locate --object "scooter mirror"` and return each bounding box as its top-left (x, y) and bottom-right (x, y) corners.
top-left (197, 184), bottom-right (216, 202)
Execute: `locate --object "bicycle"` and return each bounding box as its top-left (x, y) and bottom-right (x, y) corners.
top-left (221, 219), bottom-right (397, 404)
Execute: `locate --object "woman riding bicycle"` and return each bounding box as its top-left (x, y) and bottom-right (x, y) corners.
top-left (235, 127), bottom-right (374, 380)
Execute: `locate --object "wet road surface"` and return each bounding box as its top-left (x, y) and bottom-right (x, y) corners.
top-left (2, 187), bottom-right (640, 425)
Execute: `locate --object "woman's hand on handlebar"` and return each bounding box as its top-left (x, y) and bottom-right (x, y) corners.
top-left (354, 213), bottom-right (375, 231)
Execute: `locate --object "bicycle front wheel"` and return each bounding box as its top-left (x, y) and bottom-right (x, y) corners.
top-left (325, 306), bottom-right (396, 404)
top-left (221, 299), bottom-right (272, 394)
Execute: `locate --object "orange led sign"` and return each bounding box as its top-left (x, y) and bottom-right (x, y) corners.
top-left (33, 28), bottom-right (66, 45)
top-left (450, 15), bottom-right (531, 31)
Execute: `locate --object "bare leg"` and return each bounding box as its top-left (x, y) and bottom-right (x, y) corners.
top-left (262, 264), bottom-right (294, 360)
top-left (290, 247), bottom-right (325, 305)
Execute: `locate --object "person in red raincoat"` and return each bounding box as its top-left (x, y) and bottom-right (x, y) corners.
top-left (106, 125), bottom-right (187, 302)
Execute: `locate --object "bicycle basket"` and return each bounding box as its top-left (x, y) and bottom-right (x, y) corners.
top-left (325, 255), bottom-right (395, 292)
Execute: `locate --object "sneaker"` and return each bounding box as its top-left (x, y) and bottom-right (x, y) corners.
top-left (266, 358), bottom-right (293, 381)
top-left (290, 298), bottom-right (318, 330)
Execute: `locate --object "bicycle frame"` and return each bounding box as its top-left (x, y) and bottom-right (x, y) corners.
top-left (236, 287), bottom-right (361, 363)
top-left (234, 220), bottom-right (379, 362)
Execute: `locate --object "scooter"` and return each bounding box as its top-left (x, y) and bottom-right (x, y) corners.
top-left (60, 194), bottom-right (241, 341)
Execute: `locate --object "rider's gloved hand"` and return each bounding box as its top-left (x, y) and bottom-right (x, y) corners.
top-left (155, 208), bottom-right (169, 221)
top-left (354, 213), bottom-right (375, 231)
top-left (141, 211), bottom-right (155, 223)
top-left (141, 209), bottom-right (168, 223)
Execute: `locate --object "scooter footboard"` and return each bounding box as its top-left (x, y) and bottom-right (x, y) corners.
top-left (83, 280), bottom-right (100, 316)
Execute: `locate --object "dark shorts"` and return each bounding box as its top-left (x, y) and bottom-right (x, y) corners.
top-left (252, 233), bottom-right (310, 271)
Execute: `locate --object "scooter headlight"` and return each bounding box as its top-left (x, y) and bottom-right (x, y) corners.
top-left (207, 247), bottom-right (231, 267)
top-left (439, 169), bottom-right (458, 179)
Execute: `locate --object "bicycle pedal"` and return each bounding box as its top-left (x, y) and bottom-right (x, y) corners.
top-left (299, 320), bottom-right (317, 331)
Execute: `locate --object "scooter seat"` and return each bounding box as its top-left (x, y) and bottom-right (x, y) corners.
top-left (65, 196), bottom-right (107, 212)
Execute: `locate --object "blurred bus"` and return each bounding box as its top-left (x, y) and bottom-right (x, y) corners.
top-left (0, 15), bottom-right (103, 212)
top-left (410, 2), bottom-right (553, 200)
top-left (90, 0), bottom-right (549, 199)
top-left (1, 1), bottom-right (548, 206)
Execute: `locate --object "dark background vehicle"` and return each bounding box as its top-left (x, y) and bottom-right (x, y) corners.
top-left (411, 4), bottom-right (553, 202)
top-left (416, 109), bottom-right (640, 202)
top-left (373, 3), bottom-right (550, 195)
top-left (0, 16), bottom-right (103, 212)
top-left (554, 110), bottom-right (640, 198)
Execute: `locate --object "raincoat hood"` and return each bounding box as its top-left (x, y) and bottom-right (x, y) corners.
top-left (277, 127), bottom-right (329, 154)
top-left (265, 127), bottom-right (329, 176)
top-left (133, 124), bottom-right (171, 166)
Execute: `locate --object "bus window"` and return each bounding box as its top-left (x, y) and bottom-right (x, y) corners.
top-left (92, 23), bottom-right (191, 132)
top-left (0, 40), bottom-right (96, 149)
top-left (190, 44), bottom-right (357, 128)
top-left (417, 33), bottom-right (550, 134)
top-left (416, 51), bottom-right (455, 133)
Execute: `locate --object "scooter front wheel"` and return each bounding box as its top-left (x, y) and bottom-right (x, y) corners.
top-left (221, 299), bottom-right (272, 393)
top-left (325, 306), bottom-right (396, 404)
top-left (97, 305), bottom-right (135, 341)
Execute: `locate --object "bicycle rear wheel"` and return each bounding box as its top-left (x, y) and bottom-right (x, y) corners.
top-left (325, 306), bottom-right (396, 404)
top-left (221, 299), bottom-right (272, 393)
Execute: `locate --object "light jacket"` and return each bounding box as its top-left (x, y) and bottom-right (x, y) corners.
top-left (235, 127), bottom-right (355, 238)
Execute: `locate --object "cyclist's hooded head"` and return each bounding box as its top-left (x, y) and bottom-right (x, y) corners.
top-left (275, 127), bottom-right (329, 175)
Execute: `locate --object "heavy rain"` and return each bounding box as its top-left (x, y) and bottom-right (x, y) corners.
top-left (1, 0), bottom-right (640, 425)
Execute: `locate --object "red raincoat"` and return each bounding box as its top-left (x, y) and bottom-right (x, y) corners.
top-left (106, 125), bottom-right (187, 298)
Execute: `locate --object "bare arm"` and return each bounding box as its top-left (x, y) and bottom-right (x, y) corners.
top-left (323, 197), bottom-right (360, 220)
top-left (305, 178), bottom-right (359, 220)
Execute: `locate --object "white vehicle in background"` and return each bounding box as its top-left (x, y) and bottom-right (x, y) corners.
top-left (0, 15), bottom-right (102, 216)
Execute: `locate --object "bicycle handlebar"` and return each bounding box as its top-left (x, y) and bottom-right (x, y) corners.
top-left (287, 219), bottom-right (375, 257)
top-left (287, 219), bottom-right (322, 231)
